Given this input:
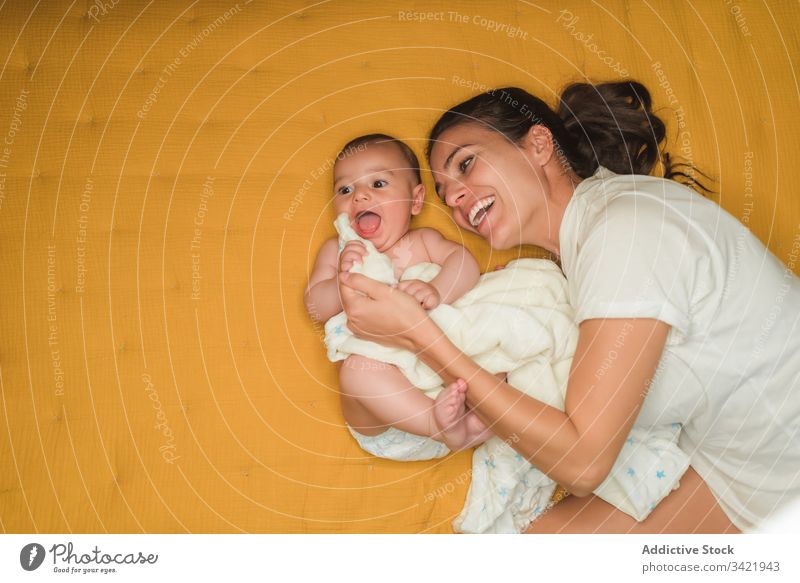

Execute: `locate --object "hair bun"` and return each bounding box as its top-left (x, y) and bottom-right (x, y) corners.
top-left (557, 81), bottom-right (664, 177)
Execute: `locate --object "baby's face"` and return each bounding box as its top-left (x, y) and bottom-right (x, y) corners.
top-left (333, 142), bottom-right (425, 252)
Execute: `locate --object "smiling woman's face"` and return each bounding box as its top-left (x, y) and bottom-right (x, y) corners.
top-left (429, 122), bottom-right (559, 251)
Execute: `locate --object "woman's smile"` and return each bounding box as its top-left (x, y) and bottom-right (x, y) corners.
top-left (464, 194), bottom-right (500, 242)
top-left (467, 195), bottom-right (496, 228)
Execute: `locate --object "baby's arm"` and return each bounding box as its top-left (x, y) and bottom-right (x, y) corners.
top-left (303, 237), bottom-right (344, 322)
top-left (417, 228), bottom-right (480, 304)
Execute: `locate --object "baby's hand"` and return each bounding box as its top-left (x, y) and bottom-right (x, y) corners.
top-left (339, 241), bottom-right (367, 273)
top-left (396, 279), bottom-right (440, 310)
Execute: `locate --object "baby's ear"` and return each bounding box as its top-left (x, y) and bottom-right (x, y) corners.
top-left (411, 183), bottom-right (425, 215)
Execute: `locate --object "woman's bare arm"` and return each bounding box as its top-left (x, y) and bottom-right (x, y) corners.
top-left (415, 316), bottom-right (670, 496)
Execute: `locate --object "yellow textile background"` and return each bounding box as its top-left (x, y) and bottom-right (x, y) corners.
top-left (0, 0), bottom-right (798, 533)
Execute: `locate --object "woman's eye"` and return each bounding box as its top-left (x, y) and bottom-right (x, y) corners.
top-left (459, 156), bottom-right (473, 173)
top-left (338, 186), bottom-right (352, 195)
top-left (372, 179), bottom-right (387, 188)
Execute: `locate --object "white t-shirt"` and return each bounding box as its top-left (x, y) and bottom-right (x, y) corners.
top-left (558, 165), bottom-right (800, 532)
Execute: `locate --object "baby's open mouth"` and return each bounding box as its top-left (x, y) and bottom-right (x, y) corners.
top-left (355, 211), bottom-right (382, 237)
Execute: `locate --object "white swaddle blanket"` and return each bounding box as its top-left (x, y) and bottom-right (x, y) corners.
top-left (325, 213), bottom-right (690, 533)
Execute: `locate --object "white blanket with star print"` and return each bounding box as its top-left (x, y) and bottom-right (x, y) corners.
top-left (324, 212), bottom-right (691, 533)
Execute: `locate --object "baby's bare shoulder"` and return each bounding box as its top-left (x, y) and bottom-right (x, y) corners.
top-left (409, 227), bottom-right (446, 242)
top-left (409, 227), bottom-right (459, 249)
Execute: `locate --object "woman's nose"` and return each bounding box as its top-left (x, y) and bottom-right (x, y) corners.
top-left (445, 184), bottom-right (467, 208)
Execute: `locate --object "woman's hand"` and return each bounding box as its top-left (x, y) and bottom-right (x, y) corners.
top-left (338, 272), bottom-right (432, 352)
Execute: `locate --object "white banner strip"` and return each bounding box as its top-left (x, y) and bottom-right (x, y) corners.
top-left (1, 534), bottom-right (798, 582)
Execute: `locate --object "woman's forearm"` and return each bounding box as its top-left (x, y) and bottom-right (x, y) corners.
top-left (414, 317), bottom-right (597, 496)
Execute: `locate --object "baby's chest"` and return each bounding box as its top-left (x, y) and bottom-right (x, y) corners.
top-left (387, 235), bottom-right (432, 278)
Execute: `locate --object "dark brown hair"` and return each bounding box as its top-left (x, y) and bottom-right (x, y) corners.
top-left (337, 133), bottom-right (422, 185)
top-left (427, 82), bottom-right (711, 193)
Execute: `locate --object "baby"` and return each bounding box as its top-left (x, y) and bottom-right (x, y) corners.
top-left (304, 134), bottom-right (495, 452)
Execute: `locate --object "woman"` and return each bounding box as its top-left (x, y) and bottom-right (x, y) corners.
top-left (338, 81), bottom-right (800, 533)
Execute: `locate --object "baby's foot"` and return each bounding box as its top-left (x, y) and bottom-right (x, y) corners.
top-left (433, 379), bottom-right (493, 451)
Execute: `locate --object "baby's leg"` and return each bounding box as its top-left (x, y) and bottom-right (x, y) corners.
top-left (338, 354), bottom-right (441, 438)
top-left (338, 354), bottom-right (494, 450)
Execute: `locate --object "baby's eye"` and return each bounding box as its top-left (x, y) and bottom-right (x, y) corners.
top-left (372, 179), bottom-right (387, 188)
top-left (337, 185), bottom-right (352, 195)
top-left (459, 156), bottom-right (474, 173)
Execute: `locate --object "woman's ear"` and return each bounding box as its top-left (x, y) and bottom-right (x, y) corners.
top-left (522, 124), bottom-right (556, 166)
top-left (410, 183), bottom-right (425, 215)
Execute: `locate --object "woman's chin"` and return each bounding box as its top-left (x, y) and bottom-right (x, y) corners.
top-left (482, 222), bottom-right (510, 249)
top-left (488, 238), bottom-right (512, 251)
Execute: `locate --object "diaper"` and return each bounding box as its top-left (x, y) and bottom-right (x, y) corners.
top-left (455, 423), bottom-right (691, 533)
top-left (594, 423), bottom-right (691, 521)
top-left (345, 423), bottom-right (450, 461)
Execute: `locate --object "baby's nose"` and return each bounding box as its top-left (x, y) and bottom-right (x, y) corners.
top-left (353, 187), bottom-right (371, 200)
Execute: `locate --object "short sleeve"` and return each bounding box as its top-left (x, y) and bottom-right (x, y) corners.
top-left (571, 193), bottom-right (697, 346)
